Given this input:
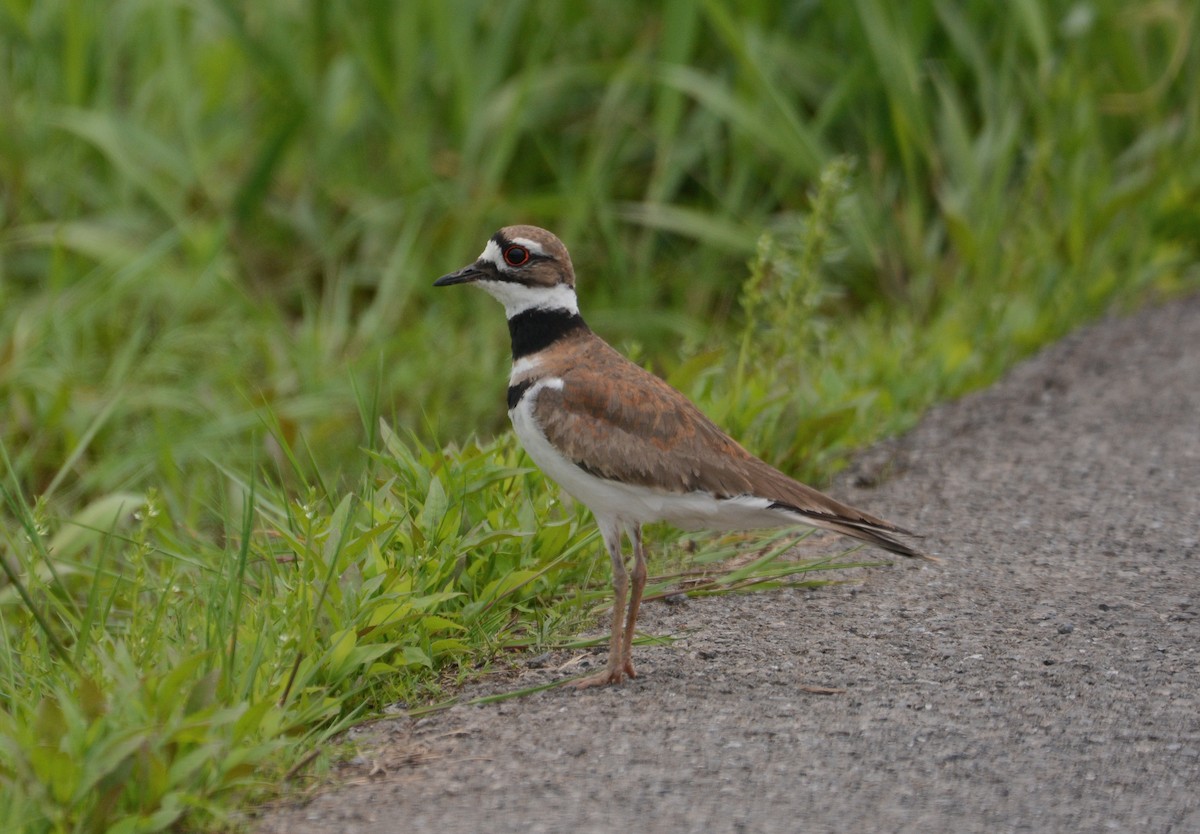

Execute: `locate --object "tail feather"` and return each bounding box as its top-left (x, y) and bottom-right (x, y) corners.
top-left (767, 500), bottom-right (933, 561)
top-left (818, 519), bottom-right (934, 561)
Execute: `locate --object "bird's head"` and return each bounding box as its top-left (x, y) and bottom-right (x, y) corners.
top-left (434, 225), bottom-right (578, 317)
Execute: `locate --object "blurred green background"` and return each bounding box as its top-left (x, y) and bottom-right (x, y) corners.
top-left (5, 0), bottom-right (1197, 515)
top-left (2, 1), bottom-right (1199, 828)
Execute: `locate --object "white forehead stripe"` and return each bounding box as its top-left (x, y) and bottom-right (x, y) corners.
top-left (479, 239), bottom-right (504, 267)
top-left (509, 237), bottom-right (548, 256)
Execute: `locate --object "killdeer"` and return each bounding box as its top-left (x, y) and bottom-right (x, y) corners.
top-left (435, 225), bottom-right (929, 688)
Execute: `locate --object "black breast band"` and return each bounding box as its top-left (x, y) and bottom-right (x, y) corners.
top-left (507, 308), bottom-right (588, 359)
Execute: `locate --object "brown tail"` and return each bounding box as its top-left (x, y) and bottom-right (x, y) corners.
top-left (820, 519), bottom-right (934, 561)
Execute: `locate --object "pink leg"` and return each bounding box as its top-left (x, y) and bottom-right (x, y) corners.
top-left (619, 525), bottom-right (647, 679)
top-left (570, 520), bottom-right (630, 689)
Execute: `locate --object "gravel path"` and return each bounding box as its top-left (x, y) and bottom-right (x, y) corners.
top-left (256, 294), bottom-right (1200, 834)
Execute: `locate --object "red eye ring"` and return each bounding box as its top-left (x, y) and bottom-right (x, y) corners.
top-left (503, 245), bottom-right (530, 267)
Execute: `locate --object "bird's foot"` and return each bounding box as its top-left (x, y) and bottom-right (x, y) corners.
top-left (568, 657), bottom-right (637, 689)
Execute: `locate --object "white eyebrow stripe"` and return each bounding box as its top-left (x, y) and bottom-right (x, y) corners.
top-left (509, 237), bottom-right (547, 257)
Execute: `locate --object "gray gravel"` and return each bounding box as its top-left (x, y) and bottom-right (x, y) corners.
top-left (256, 294), bottom-right (1200, 834)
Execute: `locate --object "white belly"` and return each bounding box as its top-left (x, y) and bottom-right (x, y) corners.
top-left (509, 378), bottom-right (787, 531)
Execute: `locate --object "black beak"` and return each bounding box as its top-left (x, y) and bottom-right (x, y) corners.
top-left (433, 260), bottom-right (496, 287)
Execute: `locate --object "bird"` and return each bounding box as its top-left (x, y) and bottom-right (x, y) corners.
top-left (434, 225), bottom-right (929, 688)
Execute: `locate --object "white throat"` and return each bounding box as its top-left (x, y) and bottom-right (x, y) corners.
top-left (478, 280), bottom-right (580, 318)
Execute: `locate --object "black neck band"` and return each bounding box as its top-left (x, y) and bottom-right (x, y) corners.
top-left (507, 308), bottom-right (588, 359)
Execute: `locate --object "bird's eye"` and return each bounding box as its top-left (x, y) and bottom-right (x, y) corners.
top-left (503, 245), bottom-right (530, 267)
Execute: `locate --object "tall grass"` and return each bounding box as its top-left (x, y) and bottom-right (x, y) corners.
top-left (1, 0), bottom-right (1198, 829)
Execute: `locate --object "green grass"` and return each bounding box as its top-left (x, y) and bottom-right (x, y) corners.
top-left (1, 0), bottom-right (1199, 830)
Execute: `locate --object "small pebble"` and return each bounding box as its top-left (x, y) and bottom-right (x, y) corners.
top-left (1058, 623), bottom-right (1074, 634)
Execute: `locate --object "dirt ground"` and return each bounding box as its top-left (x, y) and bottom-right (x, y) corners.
top-left (255, 293), bottom-right (1200, 834)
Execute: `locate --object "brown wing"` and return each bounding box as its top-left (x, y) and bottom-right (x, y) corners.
top-left (531, 338), bottom-right (918, 542)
